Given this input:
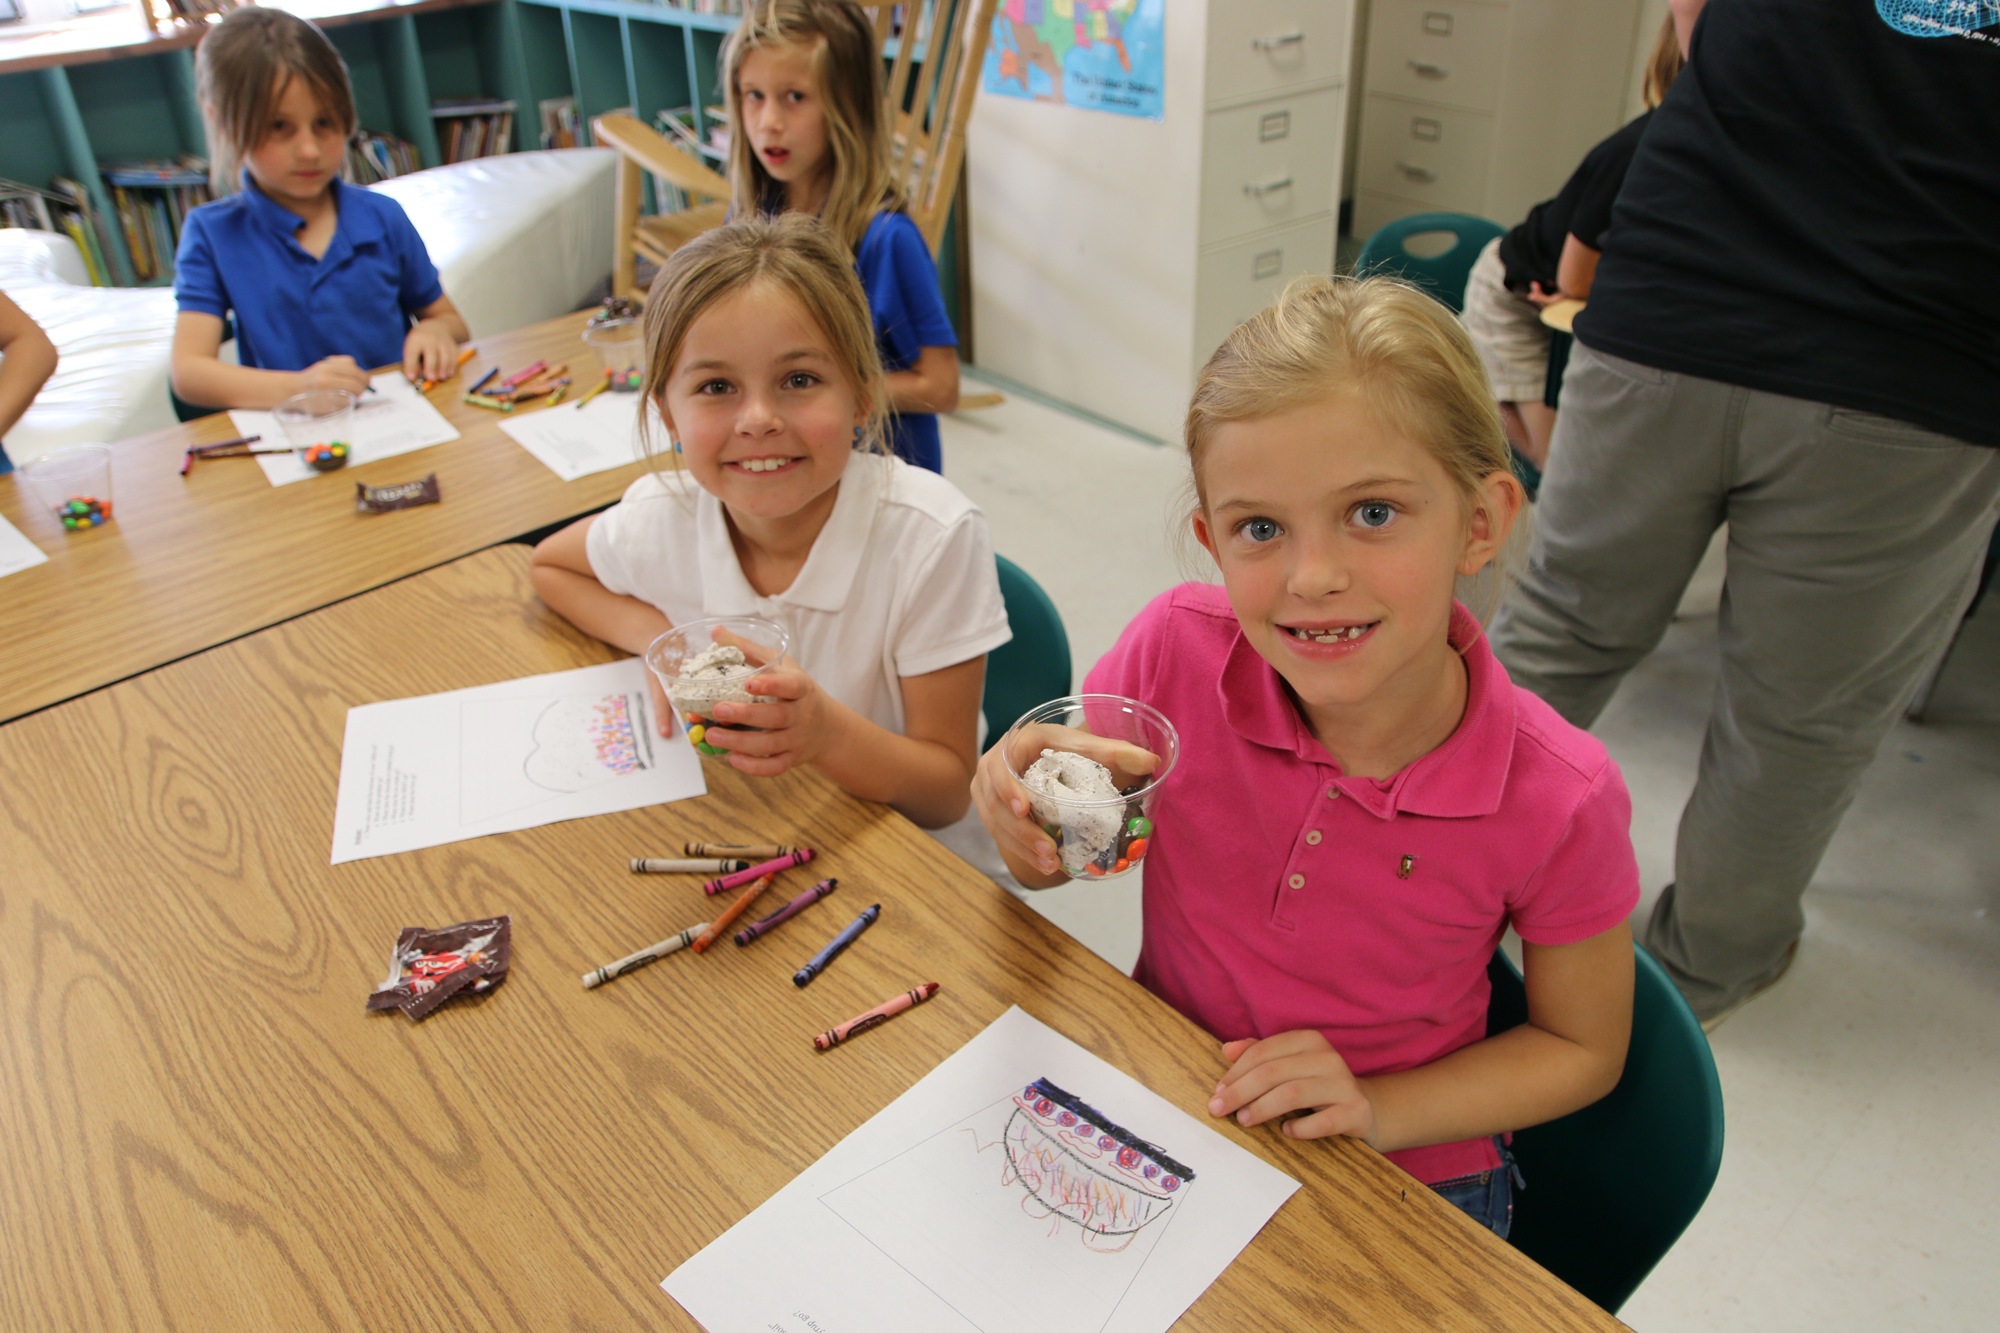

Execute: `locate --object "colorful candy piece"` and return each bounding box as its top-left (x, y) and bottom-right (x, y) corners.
top-left (1127, 816), bottom-right (1153, 838)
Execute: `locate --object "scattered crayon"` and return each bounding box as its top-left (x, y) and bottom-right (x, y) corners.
top-left (468, 366), bottom-right (500, 395)
top-left (581, 921), bottom-right (708, 988)
top-left (735, 878), bottom-right (836, 947)
top-left (574, 372), bottom-right (613, 409)
top-left (812, 982), bottom-right (940, 1052)
top-left (793, 903), bottom-right (880, 987)
top-left (500, 360), bottom-right (548, 389)
top-left (629, 857), bottom-right (751, 875)
top-left (692, 873), bottom-right (775, 953)
top-left (701, 848), bottom-right (816, 897)
top-left (545, 377), bottom-right (573, 406)
top-left (684, 842), bottom-right (797, 861)
top-left (463, 393), bottom-right (513, 412)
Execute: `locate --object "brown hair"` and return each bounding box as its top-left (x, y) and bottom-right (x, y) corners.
top-left (1643, 14), bottom-right (1685, 109)
top-left (195, 7), bottom-right (357, 193)
top-left (640, 212), bottom-right (889, 465)
top-left (721, 0), bottom-right (902, 250)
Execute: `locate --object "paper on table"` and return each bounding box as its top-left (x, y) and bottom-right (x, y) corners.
top-left (497, 390), bottom-right (656, 481)
top-left (0, 511), bottom-right (49, 579)
top-left (663, 1007), bottom-right (1300, 1333)
top-left (330, 657), bottom-right (705, 864)
top-left (229, 373), bottom-right (460, 487)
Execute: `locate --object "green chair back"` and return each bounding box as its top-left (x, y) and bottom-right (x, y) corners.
top-left (983, 554), bottom-right (1072, 749)
top-left (1485, 943), bottom-right (1725, 1314)
top-left (1353, 211), bottom-right (1507, 313)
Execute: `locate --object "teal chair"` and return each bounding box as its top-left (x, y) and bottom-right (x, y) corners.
top-left (1485, 943), bottom-right (1725, 1314)
top-left (983, 555), bottom-right (1072, 749)
top-left (1353, 211), bottom-right (1507, 313)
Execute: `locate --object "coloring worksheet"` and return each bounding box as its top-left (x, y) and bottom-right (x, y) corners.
top-left (498, 390), bottom-right (658, 481)
top-left (0, 511), bottom-right (48, 580)
top-left (230, 373), bottom-right (460, 487)
top-left (330, 657), bottom-right (705, 864)
top-left (663, 1007), bottom-right (1299, 1333)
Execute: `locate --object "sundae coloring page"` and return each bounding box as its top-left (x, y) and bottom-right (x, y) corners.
top-left (330, 658), bottom-right (706, 863)
top-left (664, 1008), bottom-right (1298, 1333)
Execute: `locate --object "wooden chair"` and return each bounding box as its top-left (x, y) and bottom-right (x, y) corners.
top-left (593, 0), bottom-right (997, 301)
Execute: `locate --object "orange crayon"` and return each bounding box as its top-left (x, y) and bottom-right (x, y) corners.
top-left (692, 873), bottom-right (774, 953)
top-left (813, 982), bottom-right (940, 1052)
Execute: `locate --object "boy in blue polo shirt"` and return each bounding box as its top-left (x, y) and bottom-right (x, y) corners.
top-left (170, 8), bottom-right (468, 411)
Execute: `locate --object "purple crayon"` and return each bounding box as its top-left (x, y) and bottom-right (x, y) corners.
top-left (735, 878), bottom-right (837, 947)
top-left (701, 847), bottom-right (815, 896)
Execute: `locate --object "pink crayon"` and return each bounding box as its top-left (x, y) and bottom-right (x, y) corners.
top-left (701, 847), bottom-right (815, 896)
top-left (734, 878), bottom-right (837, 947)
top-left (812, 982), bottom-right (941, 1052)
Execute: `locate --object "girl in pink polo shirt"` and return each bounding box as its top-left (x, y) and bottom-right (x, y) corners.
top-left (973, 276), bottom-right (1640, 1237)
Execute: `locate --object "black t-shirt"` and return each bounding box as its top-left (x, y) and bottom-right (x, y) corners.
top-left (1577, 0), bottom-right (2000, 447)
top-left (1497, 111), bottom-right (1653, 294)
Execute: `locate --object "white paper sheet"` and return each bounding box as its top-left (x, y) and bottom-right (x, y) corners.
top-left (330, 658), bottom-right (705, 864)
top-left (497, 390), bottom-right (656, 481)
top-left (229, 373), bottom-right (461, 487)
top-left (0, 510), bottom-right (50, 579)
top-left (663, 1007), bottom-right (1300, 1333)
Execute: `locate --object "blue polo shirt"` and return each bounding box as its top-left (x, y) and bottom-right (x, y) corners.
top-left (174, 171), bottom-right (444, 373)
top-left (856, 210), bottom-right (957, 474)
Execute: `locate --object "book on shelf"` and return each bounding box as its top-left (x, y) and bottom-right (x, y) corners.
top-left (346, 131), bottom-right (421, 185)
top-left (49, 178), bottom-right (113, 287)
top-left (432, 98), bottom-right (517, 164)
top-left (98, 158), bottom-right (213, 283)
top-left (539, 97), bottom-right (581, 151)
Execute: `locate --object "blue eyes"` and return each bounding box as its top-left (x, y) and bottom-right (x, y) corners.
top-left (1239, 517), bottom-right (1280, 543)
top-left (1233, 503), bottom-right (1397, 544)
top-left (1356, 501), bottom-right (1395, 529)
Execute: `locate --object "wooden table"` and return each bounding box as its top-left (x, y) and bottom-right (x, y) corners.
top-left (0, 308), bottom-right (650, 724)
top-left (0, 546), bottom-right (1623, 1331)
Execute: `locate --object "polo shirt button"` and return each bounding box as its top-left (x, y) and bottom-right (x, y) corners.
top-left (1287, 873), bottom-right (1305, 890)
top-left (1327, 786), bottom-right (1340, 800)
top-left (1305, 830), bottom-right (1322, 846)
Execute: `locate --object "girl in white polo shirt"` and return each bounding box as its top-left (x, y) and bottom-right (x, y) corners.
top-left (530, 213), bottom-right (1008, 829)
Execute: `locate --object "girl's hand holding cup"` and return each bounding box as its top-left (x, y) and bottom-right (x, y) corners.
top-left (974, 718), bottom-right (1163, 885)
top-left (698, 628), bottom-right (833, 777)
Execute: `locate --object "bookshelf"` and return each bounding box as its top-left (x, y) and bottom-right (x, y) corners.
top-left (0, 0), bottom-right (969, 337)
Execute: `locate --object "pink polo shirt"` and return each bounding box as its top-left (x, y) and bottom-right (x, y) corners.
top-left (1086, 584), bottom-right (1639, 1184)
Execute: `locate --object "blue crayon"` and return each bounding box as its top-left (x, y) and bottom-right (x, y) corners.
top-left (793, 903), bottom-right (880, 987)
top-left (736, 878), bottom-right (837, 947)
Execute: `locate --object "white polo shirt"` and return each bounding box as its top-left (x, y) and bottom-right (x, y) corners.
top-left (585, 453), bottom-right (1011, 735)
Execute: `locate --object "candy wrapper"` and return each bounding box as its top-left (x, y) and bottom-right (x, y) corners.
top-left (356, 474), bottom-right (441, 514)
top-left (367, 916), bottom-right (511, 1021)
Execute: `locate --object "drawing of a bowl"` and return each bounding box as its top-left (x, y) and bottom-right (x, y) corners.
top-left (1000, 1078), bottom-right (1193, 1241)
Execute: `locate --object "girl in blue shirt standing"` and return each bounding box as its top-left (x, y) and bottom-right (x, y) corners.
top-left (720, 0), bottom-right (961, 473)
top-left (170, 8), bottom-right (469, 411)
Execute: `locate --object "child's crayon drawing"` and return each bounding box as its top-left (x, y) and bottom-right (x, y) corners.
top-left (458, 691), bottom-right (655, 825)
top-left (816, 1076), bottom-right (1196, 1332)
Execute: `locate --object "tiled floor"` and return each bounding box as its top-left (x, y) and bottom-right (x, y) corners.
top-left (942, 378), bottom-right (2000, 1331)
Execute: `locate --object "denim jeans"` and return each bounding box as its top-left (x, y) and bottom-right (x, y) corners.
top-left (1430, 1139), bottom-right (1519, 1238)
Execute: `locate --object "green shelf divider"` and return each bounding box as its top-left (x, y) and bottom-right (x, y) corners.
top-left (382, 14), bottom-right (443, 168)
top-left (37, 66), bottom-right (134, 287)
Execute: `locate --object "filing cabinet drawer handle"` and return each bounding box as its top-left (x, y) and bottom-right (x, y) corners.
top-left (1253, 249), bottom-right (1284, 280)
top-left (1243, 175), bottom-right (1296, 197)
top-left (1395, 161), bottom-right (1439, 183)
top-left (1408, 59), bottom-right (1450, 78)
top-left (1422, 12), bottom-right (1455, 36)
top-left (1253, 31), bottom-right (1305, 51)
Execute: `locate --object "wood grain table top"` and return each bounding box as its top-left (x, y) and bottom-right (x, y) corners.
top-left (0, 309), bottom-right (650, 724)
top-left (0, 545), bottom-right (1625, 1331)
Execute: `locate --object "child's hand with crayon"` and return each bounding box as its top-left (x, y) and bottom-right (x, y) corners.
top-left (299, 354), bottom-right (370, 397)
top-left (403, 317), bottom-right (464, 384)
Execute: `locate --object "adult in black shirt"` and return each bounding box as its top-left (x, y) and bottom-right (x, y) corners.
top-left (1492, 0), bottom-right (2000, 1026)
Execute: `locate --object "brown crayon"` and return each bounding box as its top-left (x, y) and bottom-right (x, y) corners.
top-left (684, 842), bottom-right (797, 861)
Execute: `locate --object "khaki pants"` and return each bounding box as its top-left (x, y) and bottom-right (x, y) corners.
top-left (1493, 342), bottom-right (2000, 1017)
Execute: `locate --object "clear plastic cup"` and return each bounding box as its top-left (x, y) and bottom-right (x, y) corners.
top-left (20, 443), bottom-right (115, 532)
top-left (644, 616), bottom-right (791, 756)
top-left (274, 388), bottom-right (356, 472)
top-left (1001, 694), bottom-right (1179, 881)
top-left (582, 316), bottom-right (645, 393)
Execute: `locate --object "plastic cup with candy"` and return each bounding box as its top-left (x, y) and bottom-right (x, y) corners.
top-left (643, 616), bottom-right (791, 757)
top-left (582, 315), bottom-right (645, 393)
top-left (274, 388), bottom-right (356, 471)
top-left (20, 443), bottom-right (116, 532)
top-left (1001, 694), bottom-right (1179, 881)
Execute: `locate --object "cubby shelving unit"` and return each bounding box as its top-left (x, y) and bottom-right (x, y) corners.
top-left (0, 0), bottom-right (964, 332)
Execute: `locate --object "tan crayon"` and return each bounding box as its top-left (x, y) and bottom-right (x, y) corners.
top-left (630, 857), bottom-right (751, 875)
top-left (582, 921), bottom-right (709, 989)
top-left (683, 842), bottom-right (798, 861)
top-left (813, 982), bottom-right (941, 1052)
top-left (691, 874), bottom-right (774, 953)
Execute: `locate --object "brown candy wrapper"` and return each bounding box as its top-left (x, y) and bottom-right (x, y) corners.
top-left (367, 916), bottom-right (511, 1021)
top-left (356, 474), bottom-right (441, 514)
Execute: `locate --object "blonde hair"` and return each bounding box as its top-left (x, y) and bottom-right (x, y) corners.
top-left (195, 7), bottom-right (357, 194)
top-left (640, 212), bottom-right (890, 466)
top-left (1642, 14), bottom-right (1685, 109)
top-left (722, 0), bottom-right (902, 250)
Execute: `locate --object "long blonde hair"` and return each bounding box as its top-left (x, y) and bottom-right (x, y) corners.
top-left (641, 212), bottom-right (890, 466)
top-left (721, 0), bottom-right (902, 250)
top-left (1643, 14), bottom-right (1684, 109)
top-left (194, 7), bottom-right (357, 194)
